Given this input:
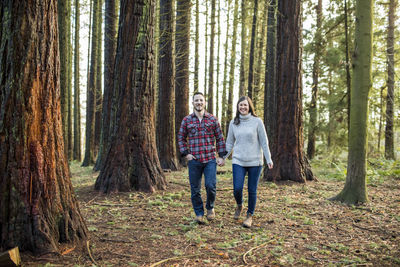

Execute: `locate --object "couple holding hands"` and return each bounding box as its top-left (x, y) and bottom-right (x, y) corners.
top-left (178, 92), bottom-right (273, 228)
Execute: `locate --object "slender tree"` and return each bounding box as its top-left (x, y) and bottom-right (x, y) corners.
top-left (344, 0), bottom-right (352, 135)
top-left (331, 0), bottom-right (373, 204)
top-left (74, 0), bottom-right (82, 161)
top-left (385, 0), bottom-right (396, 160)
top-left (247, 0), bottom-right (258, 99)
top-left (266, 0), bottom-right (314, 182)
top-left (239, 0), bottom-right (247, 96)
top-left (216, 0), bottom-right (221, 118)
top-left (94, 0), bottom-right (118, 171)
top-left (58, 0), bottom-right (72, 158)
top-left (95, 0), bottom-right (166, 193)
top-left (158, 0), bottom-right (179, 170)
top-left (208, 0), bottom-right (216, 114)
top-left (82, 0), bottom-right (100, 166)
top-left (221, 0), bottom-right (231, 134)
top-left (306, 0), bottom-right (323, 160)
top-left (175, 0), bottom-right (191, 161)
top-left (0, 0), bottom-right (87, 252)
top-left (226, 0), bottom-right (240, 132)
top-left (204, 0), bottom-right (209, 96)
top-left (94, 0), bottom-right (104, 156)
top-left (194, 0), bottom-right (199, 91)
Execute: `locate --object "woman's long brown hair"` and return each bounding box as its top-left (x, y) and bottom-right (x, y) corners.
top-left (233, 96), bottom-right (257, 125)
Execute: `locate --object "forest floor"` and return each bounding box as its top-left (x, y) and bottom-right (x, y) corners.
top-left (22, 156), bottom-right (400, 267)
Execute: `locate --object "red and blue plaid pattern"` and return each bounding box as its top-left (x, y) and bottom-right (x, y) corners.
top-left (178, 112), bottom-right (226, 163)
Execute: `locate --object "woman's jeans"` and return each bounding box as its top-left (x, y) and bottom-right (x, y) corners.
top-left (188, 159), bottom-right (217, 216)
top-left (232, 164), bottom-right (262, 215)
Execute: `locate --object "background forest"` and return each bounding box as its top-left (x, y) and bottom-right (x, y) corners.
top-left (0, 0), bottom-right (399, 266)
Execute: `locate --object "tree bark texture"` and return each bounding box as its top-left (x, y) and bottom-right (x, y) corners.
top-left (385, 0), bottom-right (396, 160)
top-left (306, 0), bottom-right (322, 160)
top-left (82, 0), bottom-right (100, 166)
top-left (207, 0), bottom-right (216, 114)
top-left (266, 0), bottom-right (314, 182)
top-left (0, 0), bottom-right (87, 253)
top-left (221, 0), bottom-right (231, 135)
top-left (157, 0), bottom-right (179, 170)
top-left (95, 0), bottom-right (166, 193)
top-left (264, 0), bottom-right (277, 180)
top-left (247, 0), bottom-right (258, 99)
top-left (73, 0), bottom-right (81, 161)
top-left (94, 0), bottom-right (103, 156)
top-left (239, 0), bottom-right (247, 96)
top-left (331, 0), bottom-right (373, 204)
top-left (95, 0), bottom-right (118, 171)
top-left (58, 0), bottom-right (72, 159)
top-left (194, 0), bottom-right (199, 92)
top-left (175, 0), bottom-right (191, 161)
top-left (226, 0), bottom-right (240, 132)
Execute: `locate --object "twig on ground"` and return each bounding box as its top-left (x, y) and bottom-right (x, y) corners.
top-left (86, 240), bottom-right (98, 266)
top-left (85, 196), bottom-right (98, 206)
top-left (217, 187), bottom-right (233, 191)
top-left (242, 239), bottom-right (275, 264)
top-left (93, 202), bottom-right (135, 207)
top-left (99, 238), bottom-right (136, 243)
top-left (169, 181), bottom-right (188, 187)
top-left (149, 254), bottom-right (202, 267)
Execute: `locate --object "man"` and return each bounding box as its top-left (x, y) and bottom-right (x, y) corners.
top-left (178, 92), bottom-right (226, 224)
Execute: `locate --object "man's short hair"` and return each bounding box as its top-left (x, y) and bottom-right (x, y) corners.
top-left (192, 91), bottom-right (204, 100)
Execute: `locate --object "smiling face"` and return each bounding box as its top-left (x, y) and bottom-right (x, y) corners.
top-left (238, 99), bottom-right (249, 115)
top-left (193, 94), bottom-right (205, 112)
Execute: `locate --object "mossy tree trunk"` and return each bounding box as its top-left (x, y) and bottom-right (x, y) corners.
top-left (385, 0), bottom-right (396, 160)
top-left (94, 0), bottom-right (103, 157)
top-left (95, 0), bottom-right (166, 193)
top-left (73, 0), bottom-right (82, 161)
top-left (0, 0), bottom-right (87, 253)
top-left (331, 0), bottom-right (373, 204)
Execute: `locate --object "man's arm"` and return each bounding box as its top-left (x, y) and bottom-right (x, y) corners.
top-left (177, 118), bottom-right (189, 157)
top-left (214, 119), bottom-right (227, 158)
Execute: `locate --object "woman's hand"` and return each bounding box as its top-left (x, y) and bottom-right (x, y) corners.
top-left (267, 162), bottom-right (273, 169)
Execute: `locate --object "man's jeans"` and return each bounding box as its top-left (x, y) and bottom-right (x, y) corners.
top-left (188, 159), bottom-right (217, 216)
top-left (232, 164), bottom-right (262, 215)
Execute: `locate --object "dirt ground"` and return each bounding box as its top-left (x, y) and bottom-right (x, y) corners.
top-left (22, 160), bottom-right (400, 266)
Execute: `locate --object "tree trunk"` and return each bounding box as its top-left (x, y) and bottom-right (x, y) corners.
top-left (344, 0), bottom-right (351, 138)
top-left (239, 0), bottom-right (247, 96)
top-left (0, 0), bottom-right (87, 253)
top-left (306, 0), bottom-right (322, 160)
top-left (247, 0), bottom-right (258, 99)
top-left (94, 0), bottom-right (103, 156)
top-left (216, 0), bottom-right (221, 118)
top-left (385, 0), bottom-right (396, 160)
top-left (175, 0), bottom-right (191, 162)
top-left (221, 0), bottom-right (231, 135)
top-left (266, 0), bottom-right (314, 182)
top-left (73, 0), bottom-right (82, 161)
top-left (157, 0), bottom-right (179, 171)
top-left (207, 0), bottom-right (216, 114)
top-left (194, 0), bottom-right (199, 92)
top-left (82, 0), bottom-right (100, 166)
top-left (204, 0), bottom-right (209, 96)
top-left (264, 0), bottom-right (277, 179)
top-left (331, 0), bottom-right (373, 204)
top-left (95, 0), bottom-right (166, 193)
top-left (94, 0), bottom-right (118, 171)
top-left (226, 0), bottom-right (240, 132)
top-left (58, 0), bottom-right (72, 159)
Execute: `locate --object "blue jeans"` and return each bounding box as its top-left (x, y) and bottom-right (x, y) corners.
top-left (188, 159), bottom-right (217, 216)
top-left (232, 164), bottom-right (262, 216)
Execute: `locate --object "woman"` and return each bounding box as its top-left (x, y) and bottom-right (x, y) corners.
top-left (224, 96), bottom-right (273, 228)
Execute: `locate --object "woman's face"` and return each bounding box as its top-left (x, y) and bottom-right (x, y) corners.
top-left (238, 100), bottom-right (249, 115)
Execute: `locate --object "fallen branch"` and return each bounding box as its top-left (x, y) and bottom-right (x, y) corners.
top-left (149, 254), bottom-right (202, 267)
top-left (92, 202), bottom-right (135, 207)
top-left (242, 239), bottom-right (275, 264)
top-left (86, 241), bottom-right (98, 266)
top-left (99, 238), bottom-right (136, 243)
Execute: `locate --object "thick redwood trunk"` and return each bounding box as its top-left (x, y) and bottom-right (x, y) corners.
top-left (95, 0), bottom-right (166, 193)
top-left (0, 0), bottom-right (87, 253)
top-left (266, 0), bottom-right (314, 182)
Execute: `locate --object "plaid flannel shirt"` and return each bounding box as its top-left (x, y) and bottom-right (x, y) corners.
top-left (178, 112), bottom-right (227, 163)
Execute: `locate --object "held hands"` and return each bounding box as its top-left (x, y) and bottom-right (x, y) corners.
top-left (217, 157), bottom-right (225, 166)
top-left (185, 154), bottom-right (196, 161)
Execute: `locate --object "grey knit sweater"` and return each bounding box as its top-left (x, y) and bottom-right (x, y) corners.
top-left (225, 114), bottom-right (272, 166)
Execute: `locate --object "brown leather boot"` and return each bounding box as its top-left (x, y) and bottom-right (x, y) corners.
top-left (234, 205), bottom-right (242, 220)
top-left (206, 208), bottom-right (215, 221)
top-left (243, 214), bottom-right (252, 228)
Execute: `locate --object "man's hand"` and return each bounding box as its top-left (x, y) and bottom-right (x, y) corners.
top-left (217, 157), bottom-right (225, 166)
top-left (186, 154), bottom-right (196, 161)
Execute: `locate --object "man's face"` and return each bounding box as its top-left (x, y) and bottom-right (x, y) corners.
top-left (193, 94), bottom-right (205, 112)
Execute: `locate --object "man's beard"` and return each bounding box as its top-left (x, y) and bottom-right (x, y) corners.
top-left (194, 105), bottom-right (204, 112)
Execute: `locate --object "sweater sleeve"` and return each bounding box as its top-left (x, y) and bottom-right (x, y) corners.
top-left (224, 120), bottom-right (235, 159)
top-left (257, 118), bottom-right (273, 164)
